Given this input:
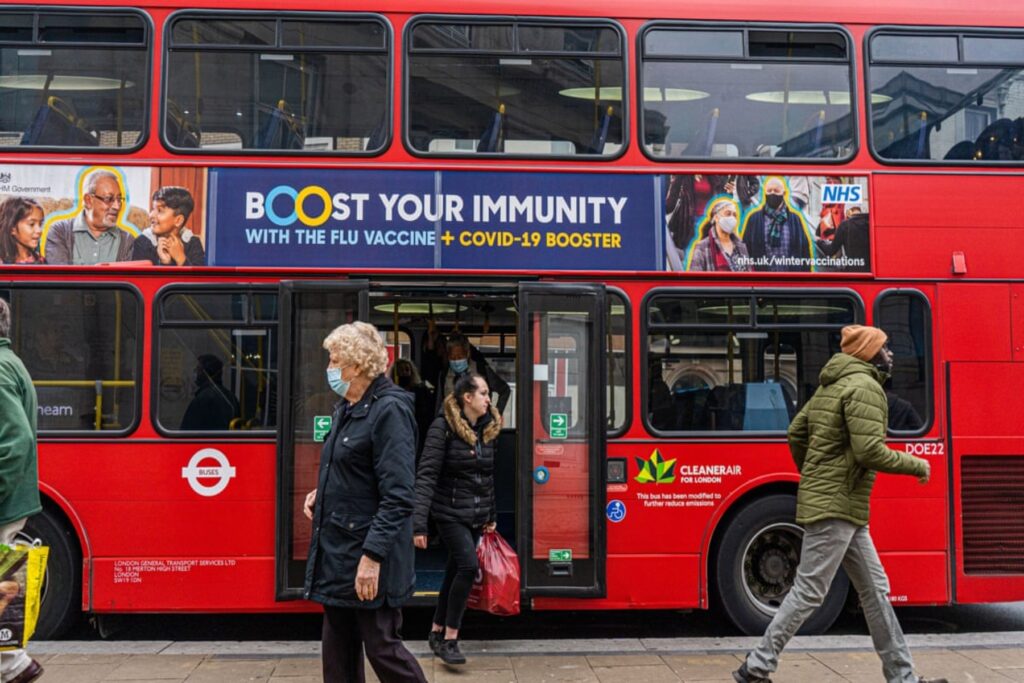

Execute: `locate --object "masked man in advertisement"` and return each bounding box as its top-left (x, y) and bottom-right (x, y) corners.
top-left (733, 325), bottom-right (945, 683)
top-left (43, 170), bottom-right (135, 265)
top-left (303, 322), bottom-right (426, 683)
top-left (743, 177), bottom-right (811, 272)
top-left (0, 299), bottom-right (44, 683)
top-left (689, 198), bottom-right (751, 272)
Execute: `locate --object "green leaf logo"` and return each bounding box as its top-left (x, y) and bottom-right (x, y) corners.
top-left (633, 449), bottom-right (676, 484)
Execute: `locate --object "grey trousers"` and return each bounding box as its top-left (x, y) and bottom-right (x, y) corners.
top-left (746, 519), bottom-right (917, 683)
top-left (0, 518), bottom-right (31, 683)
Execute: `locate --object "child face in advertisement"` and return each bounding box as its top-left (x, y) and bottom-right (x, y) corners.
top-left (12, 206), bottom-right (44, 255)
top-left (150, 200), bottom-right (185, 237)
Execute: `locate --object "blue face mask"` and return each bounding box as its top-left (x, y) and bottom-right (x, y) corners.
top-left (327, 367), bottom-right (350, 397)
top-left (450, 358), bottom-right (469, 374)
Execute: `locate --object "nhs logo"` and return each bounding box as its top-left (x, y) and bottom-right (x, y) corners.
top-left (821, 184), bottom-right (863, 204)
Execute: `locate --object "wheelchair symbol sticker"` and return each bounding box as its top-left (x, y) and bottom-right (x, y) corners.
top-left (606, 499), bottom-right (626, 523)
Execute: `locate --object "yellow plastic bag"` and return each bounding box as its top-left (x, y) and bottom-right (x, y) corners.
top-left (0, 543), bottom-right (49, 650)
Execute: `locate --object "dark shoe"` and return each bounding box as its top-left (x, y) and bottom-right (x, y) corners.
top-left (732, 661), bottom-right (772, 683)
top-left (437, 638), bottom-right (466, 665)
top-left (9, 659), bottom-right (44, 683)
top-left (428, 630), bottom-right (443, 655)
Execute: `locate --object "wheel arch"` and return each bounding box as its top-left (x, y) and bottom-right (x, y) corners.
top-left (38, 480), bottom-right (90, 607)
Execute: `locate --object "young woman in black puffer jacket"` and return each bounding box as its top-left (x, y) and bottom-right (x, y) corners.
top-left (413, 372), bottom-right (501, 666)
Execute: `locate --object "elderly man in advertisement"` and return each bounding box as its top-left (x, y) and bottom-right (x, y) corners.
top-left (733, 325), bottom-right (946, 683)
top-left (43, 169), bottom-right (135, 265)
top-left (689, 198), bottom-right (751, 272)
top-left (0, 299), bottom-right (44, 683)
top-left (132, 186), bottom-right (207, 266)
top-left (742, 177), bottom-right (812, 272)
top-left (303, 322), bottom-right (426, 683)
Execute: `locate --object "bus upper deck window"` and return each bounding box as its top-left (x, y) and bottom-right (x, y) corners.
top-left (406, 19), bottom-right (626, 158)
top-left (164, 13), bottom-right (390, 155)
top-left (869, 31), bottom-right (1024, 164)
top-left (0, 10), bottom-right (149, 151)
top-left (639, 25), bottom-right (855, 162)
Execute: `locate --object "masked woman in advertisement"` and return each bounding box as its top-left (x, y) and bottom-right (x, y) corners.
top-left (302, 321), bottom-right (426, 683)
top-left (0, 197), bottom-right (46, 264)
top-left (689, 198), bottom-right (751, 272)
top-left (413, 372), bottom-right (500, 666)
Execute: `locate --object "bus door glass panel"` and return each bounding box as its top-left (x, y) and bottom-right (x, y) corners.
top-left (156, 290), bottom-right (278, 432)
top-left (641, 27), bottom-right (854, 160)
top-left (0, 11), bottom-right (148, 149)
top-left (275, 281), bottom-right (368, 599)
top-left (3, 286), bottom-right (140, 433)
top-left (869, 32), bottom-right (1024, 162)
top-left (517, 284), bottom-right (606, 597)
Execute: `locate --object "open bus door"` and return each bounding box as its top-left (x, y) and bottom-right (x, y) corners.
top-left (517, 283), bottom-right (607, 598)
top-left (275, 280), bottom-right (369, 599)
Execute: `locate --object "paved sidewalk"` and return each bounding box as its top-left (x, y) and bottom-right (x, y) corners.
top-left (25, 632), bottom-right (1024, 682)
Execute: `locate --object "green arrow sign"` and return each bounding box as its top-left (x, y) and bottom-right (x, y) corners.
top-left (549, 413), bottom-right (567, 439)
top-left (549, 548), bottom-right (572, 563)
top-left (313, 415), bottom-right (332, 442)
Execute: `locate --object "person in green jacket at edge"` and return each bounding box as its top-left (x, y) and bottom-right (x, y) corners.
top-left (0, 298), bottom-right (44, 683)
top-left (734, 325), bottom-right (947, 683)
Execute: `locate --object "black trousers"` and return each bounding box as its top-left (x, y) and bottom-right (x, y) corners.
top-left (433, 521), bottom-right (482, 631)
top-left (322, 605), bottom-right (427, 683)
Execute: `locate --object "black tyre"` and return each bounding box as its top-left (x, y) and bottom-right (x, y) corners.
top-left (18, 506), bottom-right (82, 639)
top-left (714, 494), bottom-right (848, 636)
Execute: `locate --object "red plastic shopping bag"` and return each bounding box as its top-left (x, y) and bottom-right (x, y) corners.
top-left (466, 530), bottom-right (520, 616)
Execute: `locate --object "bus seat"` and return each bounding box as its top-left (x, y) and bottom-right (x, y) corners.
top-left (21, 96), bottom-right (98, 147)
top-left (257, 99), bottom-right (304, 150)
top-left (742, 382), bottom-right (792, 431)
top-left (944, 140), bottom-right (975, 160)
top-left (585, 106), bottom-right (613, 154)
top-left (914, 111), bottom-right (929, 158)
top-left (477, 104), bottom-right (506, 153)
top-left (166, 100), bottom-right (200, 148)
top-left (707, 384), bottom-right (744, 431)
top-left (812, 109), bottom-right (826, 150)
top-left (365, 116), bottom-right (388, 151)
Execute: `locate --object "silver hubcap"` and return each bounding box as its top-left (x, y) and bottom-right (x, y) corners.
top-left (740, 522), bottom-right (803, 616)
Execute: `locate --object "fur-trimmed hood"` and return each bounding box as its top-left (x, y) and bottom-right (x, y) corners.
top-left (443, 393), bottom-right (502, 445)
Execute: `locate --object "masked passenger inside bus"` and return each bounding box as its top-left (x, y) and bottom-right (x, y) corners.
top-left (422, 331), bottom-right (510, 417)
top-left (389, 358), bottom-right (436, 454)
top-left (181, 354), bottom-right (240, 430)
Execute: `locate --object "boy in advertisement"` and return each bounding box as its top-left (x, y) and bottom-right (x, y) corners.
top-left (132, 186), bottom-right (206, 266)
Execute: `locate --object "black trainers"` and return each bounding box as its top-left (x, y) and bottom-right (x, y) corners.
top-left (437, 638), bottom-right (467, 665)
top-left (732, 662), bottom-right (772, 683)
top-left (428, 630), bottom-right (443, 655)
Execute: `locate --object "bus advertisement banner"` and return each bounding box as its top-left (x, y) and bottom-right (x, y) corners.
top-left (208, 168), bottom-right (662, 270)
top-left (0, 164), bottom-right (868, 273)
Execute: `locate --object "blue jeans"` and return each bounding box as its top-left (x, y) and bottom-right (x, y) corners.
top-left (746, 519), bottom-right (918, 683)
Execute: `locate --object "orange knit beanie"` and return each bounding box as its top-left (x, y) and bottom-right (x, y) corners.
top-left (840, 325), bottom-right (887, 362)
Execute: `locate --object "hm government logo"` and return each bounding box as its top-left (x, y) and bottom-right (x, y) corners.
top-left (634, 449), bottom-right (676, 484)
top-left (182, 448), bottom-right (237, 497)
top-left (0, 173), bottom-right (11, 185)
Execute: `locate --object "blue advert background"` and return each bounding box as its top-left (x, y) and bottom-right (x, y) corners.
top-left (208, 168), bottom-right (662, 270)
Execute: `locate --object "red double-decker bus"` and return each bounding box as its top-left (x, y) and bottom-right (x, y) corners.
top-left (1, 0), bottom-right (1023, 639)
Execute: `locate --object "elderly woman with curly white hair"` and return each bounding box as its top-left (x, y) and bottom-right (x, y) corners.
top-left (302, 321), bottom-right (426, 683)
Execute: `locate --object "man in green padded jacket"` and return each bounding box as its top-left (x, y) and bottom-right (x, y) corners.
top-left (733, 325), bottom-right (947, 683)
top-left (0, 298), bottom-right (43, 683)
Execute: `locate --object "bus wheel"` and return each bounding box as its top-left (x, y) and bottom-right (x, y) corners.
top-left (714, 494), bottom-right (848, 636)
top-left (18, 506), bottom-right (82, 639)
